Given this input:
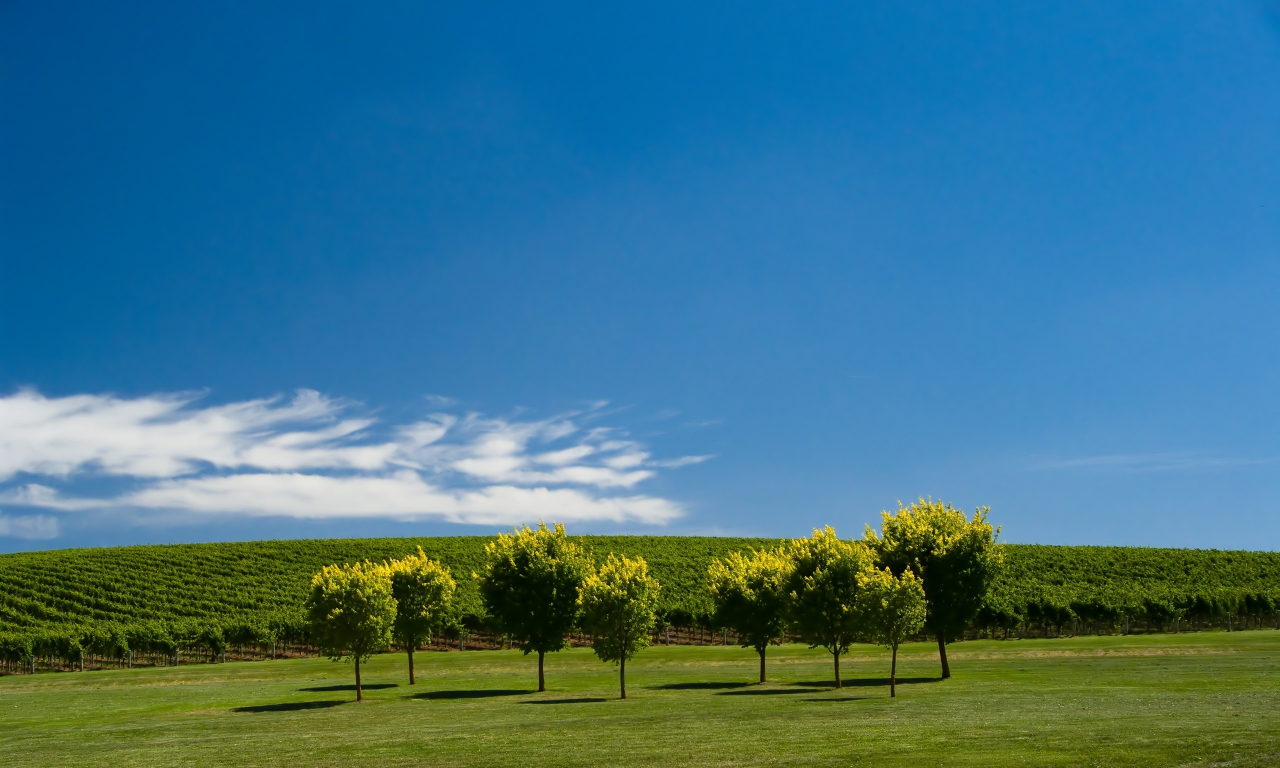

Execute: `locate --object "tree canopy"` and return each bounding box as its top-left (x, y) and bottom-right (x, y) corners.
top-left (388, 547), bottom-right (456, 685)
top-left (304, 560), bottom-right (396, 701)
top-left (786, 527), bottom-right (875, 688)
top-left (857, 567), bottom-right (927, 697)
top-left (580, 554), bottom-right (661, 699)
top-left (866, 498), bottom-right (1002, 678)
top-left (708, 548), bottom-right (793, 683)
top-left (478, 522), bottom-right (594, 691)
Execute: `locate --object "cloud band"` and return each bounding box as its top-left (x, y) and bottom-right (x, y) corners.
top-left (0, 389), bottom-right (708, 529)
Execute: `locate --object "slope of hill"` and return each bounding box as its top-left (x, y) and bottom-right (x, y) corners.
top-left (1, 537), bottom-right (1278, 637)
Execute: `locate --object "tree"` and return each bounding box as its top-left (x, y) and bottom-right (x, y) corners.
top-left (865, 498), bottom-right (1002, 679)
top-left (198, 624), bottom-right (227, 663)
top-left (708, 548), bottom-right (793, 683)
top-left (1140, 598), bottom-right (1181, 633)
top-left (580, 554), bottom-right (661, 699)
top-left (388, 547), bottom-right (456, 685)
top-left (479, 522), bottom-right (594, 692)
top-left (305, 561), bottom-right (396, 702)
top-left (857, 567), bottom-right (927, 697)
top-left (786, 527), bottom-right (875, 689)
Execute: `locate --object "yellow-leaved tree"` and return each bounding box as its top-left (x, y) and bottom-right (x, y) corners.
top-left (865, 498), bottom-right (1002, 679)
top-left (479, 522), bottom-right (594, 692)
top-left (786, 527), bottom-right (876, 689)
top-left (580, 554), bottom-right (661, 700)
top-left (708, 548), bottom-right (793, 683)
top-left (388, 547), bottom-right (456, 685)
top-left (857, 567), bottom-right (926, 697)
top-left (305, 561), bottom-right (396, 702)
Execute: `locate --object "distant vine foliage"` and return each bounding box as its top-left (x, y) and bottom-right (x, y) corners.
top-left (1, 533), bottom-right (1278, 674)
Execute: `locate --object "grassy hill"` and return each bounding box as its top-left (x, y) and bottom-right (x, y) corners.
top-left (2, 633), bottom-right (1279, 767)
top-left (1, 537), bottom-right (1279, 637)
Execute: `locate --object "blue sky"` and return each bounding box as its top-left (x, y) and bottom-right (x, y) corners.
top-left (3, 1), bottom-right (1280, 552)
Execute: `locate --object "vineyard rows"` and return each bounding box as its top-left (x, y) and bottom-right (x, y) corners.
top-left (2, 537), bottom-right (1278, 672)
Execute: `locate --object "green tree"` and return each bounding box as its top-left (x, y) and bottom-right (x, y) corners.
top-left (198, 624), bottom-right (227, 663)
top-left (866, 498), bottom-right (1002, 679)
top-left (305, 561), bottom-right (396, 702)
top-left (580, 554), bottom-right (661, 699)
top-left (388, 547), bottom-right (456, 685)
top-left (479, 522), bottom-right (593, 692)
top-left (857, 567), bottom-right (927, 697)
top-left (786, 527), bottom-right (875, 689)
top-left (708, 548), bottom-right (793, 683)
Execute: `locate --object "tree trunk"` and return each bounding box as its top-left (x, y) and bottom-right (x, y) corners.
top-left (620, 655), bottom-right (627, 700)
top-left (833, 651), bottom-right (842, 689)
top-left (937, 635), bottom-right (951, 679)
top-left (890, 643), bottom-right (898, 698)
top-left (355, 654), bottom-right (363, 702)
top-left (759, 647), bottom-right (767, 683)
top-left (408, 646), bottom-right (416, 685)
top-left (538, 650), bottom-right (546, 692)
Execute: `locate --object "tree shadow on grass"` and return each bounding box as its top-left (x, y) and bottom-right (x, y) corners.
top-left (800, 696), bottom-right (870, 702)
top-left (233, 700), bottom-right (346, 713)
top-left (415, 689), bottom-right (533, 700)
top-left (788, 677), bottom-right (940, 689)
top-left (521, 697), bottom-right (609, 705)
top-left (652, 682), bottom-right (751, 691)
top-left (300, 683), bottom-right (399, 692)
top-left (718, 687), bottom-right (813, 696)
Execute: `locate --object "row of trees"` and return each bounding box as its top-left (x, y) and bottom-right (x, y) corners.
top-left (306, 529), bottom-right (662, 701)
top-left (0, 614), bottom-right (310, 673)
top-left (707, 499), bottom-right (998, 695)
top-left (975, 593), bottom-right (1280, 639)
top-left (305, 499), bottom-right (999, 700)
top-left (5, 532), bottom-right (1277, 663)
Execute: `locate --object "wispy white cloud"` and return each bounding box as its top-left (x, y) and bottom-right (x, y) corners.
top-left (0, 512), bottom-right (60, 540)
top-left (0, 389), bottom-right (709, 528)
top-left (1032, 452), bottom-right (1273, 473)
top-left (8, 475), bottom-right (681, 526)
top-left (0, 388), bottom-right (389, 479)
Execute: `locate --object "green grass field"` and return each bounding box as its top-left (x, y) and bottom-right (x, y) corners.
top-left (3, 632), bottom-right (1278, 767)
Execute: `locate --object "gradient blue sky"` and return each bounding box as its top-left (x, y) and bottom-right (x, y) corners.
top-left (3, 1), bottom-right (1280, 552)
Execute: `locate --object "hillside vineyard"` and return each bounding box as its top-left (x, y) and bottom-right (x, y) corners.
top-left (2, 537), bottom-right (1279, 672)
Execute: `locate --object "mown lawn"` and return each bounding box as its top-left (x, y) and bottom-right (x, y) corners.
top-left (2, 631), bottom-right (1278, 767)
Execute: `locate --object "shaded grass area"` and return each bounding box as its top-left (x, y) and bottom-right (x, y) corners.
top-left (2, 632), bottom-right (1279, 767)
